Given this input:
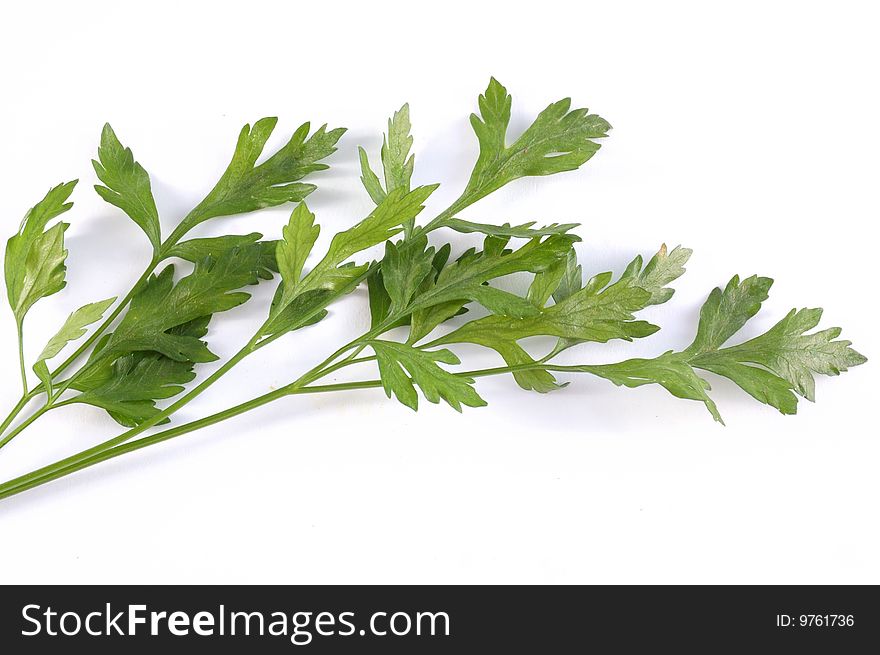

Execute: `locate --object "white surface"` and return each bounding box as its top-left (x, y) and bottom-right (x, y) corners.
top-left (0, 0), bottom-right (877, 584)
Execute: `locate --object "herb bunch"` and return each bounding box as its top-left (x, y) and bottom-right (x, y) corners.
top-left (0, 79), bottom-right (865, 501)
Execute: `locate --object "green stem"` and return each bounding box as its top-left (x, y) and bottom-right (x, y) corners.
top-left (16, 321), bottom-right (27, 394)
top-left (0, 404), bottom-right (50, 451)
top-left (0, 382), bottom-right (367, 501)
top-left (312, 354), bottom-right (375, 379)
top-left (0, 361), bottom-right (595, 502)
top-left (289, 319), bottom-right (394, 389)
top-left (420, 200), bottom-right (466, 235)
top-left (0, 393), bottom-right (35, 437)
top-left (0, 381), bottom-right (83, 449)
top-left (0, 336), bottom-right (345, 500)
top-left (0, 337), bottom-right (258, 495)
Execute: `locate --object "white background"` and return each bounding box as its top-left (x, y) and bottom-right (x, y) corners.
top-left (0, 0), bottom-right (877, 584)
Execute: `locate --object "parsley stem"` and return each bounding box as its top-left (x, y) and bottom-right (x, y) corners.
top-left (16, 322), bottom-right (27, 395)
top-left (420, 199), bottom-right (468, 235)
top-left (0, 394), bottom-right (34, 438)
top-left (0, 404), bottom-right (50, 451)
top-left (0, 361), bottom-right (571, 501)
top-left (313, 355), bottom-right (375, 378)
top-left (0, 337), bottom-right (258, 495)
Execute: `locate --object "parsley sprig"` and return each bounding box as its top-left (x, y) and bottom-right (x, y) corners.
top-left (0, 80), bottom-right (865, 501)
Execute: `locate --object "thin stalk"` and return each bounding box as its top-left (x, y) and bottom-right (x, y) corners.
top-left (289, 318), bottom-right (396, 389)
top-left (0, 383), bottom-right (370, 501)
top-left (415, 335), bottom-right (448, 350)
top-left (0, 331), bottom-right (343, 499)
top-left (0, 404), bottom-right (50, 450)
top-left (0, 362), bottom-right (585, 502)
top-left (294, 341), bottom-right (364, 387)
top-left (313, 354), bottom-right (375, 379)
top-left (0, 393), bottom-right (35, 437)
top-left (15, 322), bottom-right (27, 394)
top-left (0, 337), bottom-right (259, 492)
top-left (0, 377), bottom-right (92, 450)
top-left (420, 202), bottom-right (464, 235)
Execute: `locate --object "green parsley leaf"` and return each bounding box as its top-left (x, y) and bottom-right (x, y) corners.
top-left (692, 304), bottom-right (867, 404)
top-left (370, 340), bottom-right (486, 411)
top-left (103, 245), bottom-right (272, 362)
top-left (381, 104), bottom-right (415, 197)
top-left (434, 273), bottom-right (657, 351)
top-left (92, 124), bottom-right (161, 251)
top-left (186, 119), bottom-right (345, 227)
top-left (381, 235), bottom-right (436, 312)
top-left (527, 254), bottom-right (568, 308)
top-left (166, 233), bottom-right (278, 277)
top-left (444, 321), bottom-right (564, 394)
top-left (439, 267), bottom-right (657, 344)
top-left (276, 203), bottom-right (321, 296)
top-left (72, 352), bottom-right (197, 427)
top-left (689, 357), bottom-right (798, 416)
top-left (431, 246), bottom-right (689, 392)
top-left (367, 268), bottom-right (393, 328)
top-left (368, 240), bottom-right (454, 330)
top-left (441, 219), bottom-right (579, 239)
top-left (583, 275), bottom-right (866, 420)
top-left (319, 185), bottom-right (437, 272)
top-left (70, 317), bottom-right (205, 427)
top-left (5, 181), bottom-right (77, 323)
top-left (408, 234), bottom-right (577, 340)
top-left (262, 263), bottom-right (370, 338)
top-left (552, 248), bottom-right (583, 304)
top-left (263, 189), bottom-right (436, 340)
top-left (358, 103), bottom-right (415, 208)
top-left (544, 245), bottom-right (689, 356)
top-left (32, 297), bottom-right (116, 397)
top-left (621, 244), bottom-right (692, 306)
top-left (581, 352), bottom-right (723, 423)
top-left (686, 274), bottom-right (773, 353)
top-left (453, 78), bottom-right (610, 211)
top-left (282, 185), bottom-right (437, 312)
top-left (358, 147), bottom-right (386, 205)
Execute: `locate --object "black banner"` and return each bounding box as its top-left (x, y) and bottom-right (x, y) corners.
top-left (1, 585), bottom-right (876, 652)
